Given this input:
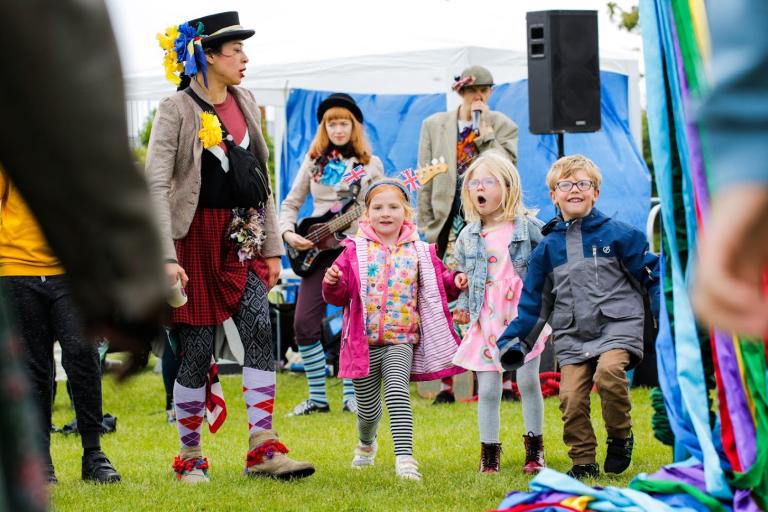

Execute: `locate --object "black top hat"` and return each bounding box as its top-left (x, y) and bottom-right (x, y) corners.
top-left (316, 93), bottom-right (364, 124)
top-left (186, 11), bottom-right (254, 48)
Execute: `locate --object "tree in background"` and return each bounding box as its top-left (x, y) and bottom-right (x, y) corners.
top-left (132, 108), bottom-right (276, 189)
top-left (607, 2), bottom-right (640, 33)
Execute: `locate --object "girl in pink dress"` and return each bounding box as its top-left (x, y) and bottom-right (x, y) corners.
top-left (452, 152), bottom-right (550, 473)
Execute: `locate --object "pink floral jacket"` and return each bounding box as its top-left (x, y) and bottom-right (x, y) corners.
top-left (322, 221), bottom-right (465, 381)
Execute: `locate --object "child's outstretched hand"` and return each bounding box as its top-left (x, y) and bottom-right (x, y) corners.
top-left (454, 272), bottom-right (468, 290)
top-left (453, 309), bottom-right (470, 324)
top-left (324, 264), bottom-right (341, 286)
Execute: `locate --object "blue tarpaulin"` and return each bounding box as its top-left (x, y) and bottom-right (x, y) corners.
top-left (280, 71), bottom-right (650, 231)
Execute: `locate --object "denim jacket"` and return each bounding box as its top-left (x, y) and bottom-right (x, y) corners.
top-left (454, 213), bottom-right (545, 325)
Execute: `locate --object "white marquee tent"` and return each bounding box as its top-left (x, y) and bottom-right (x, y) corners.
top-left (124, 44), bottom-right (642, 194)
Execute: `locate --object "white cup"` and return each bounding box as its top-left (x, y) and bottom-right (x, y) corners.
top-left (168, 278), bottom-right (188, 308)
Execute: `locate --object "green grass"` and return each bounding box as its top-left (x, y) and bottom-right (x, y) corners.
top-left (50, 369), bottom-right (671, 511)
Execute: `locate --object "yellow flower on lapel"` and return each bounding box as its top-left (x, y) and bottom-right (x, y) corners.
top-left (198, 112), bottom-right (223, 149)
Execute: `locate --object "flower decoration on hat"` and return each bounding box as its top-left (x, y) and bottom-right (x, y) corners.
top-left (198, 112), bottom-right (223, 148)
top-left (157, 21), bottom-right (209, 87)
top-left (452, 75), bottom-right (476, 92)
top-left (157, 25), bottom-right (183, 85)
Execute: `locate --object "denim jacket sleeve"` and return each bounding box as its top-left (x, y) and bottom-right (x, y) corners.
top-left (454, 228), bottom-right (469, 312)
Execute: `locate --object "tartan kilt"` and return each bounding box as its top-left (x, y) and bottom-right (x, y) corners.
top-left (171, 208), bottom-right (268, 326)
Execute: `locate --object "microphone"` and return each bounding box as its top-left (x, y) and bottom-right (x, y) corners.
top-left (472, 109), bottom-right (481, 135)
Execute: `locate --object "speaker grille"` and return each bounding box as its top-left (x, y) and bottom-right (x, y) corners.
top-left (527, 10), bottom-right (601, 133)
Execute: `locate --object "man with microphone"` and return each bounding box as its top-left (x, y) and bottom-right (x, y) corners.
top-left (417, 65), bottom-right (519, 404)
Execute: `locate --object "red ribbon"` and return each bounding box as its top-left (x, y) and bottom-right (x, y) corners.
top-left (172, 456), bottom-right (209, 476)
top-left (245, 440), bottom-right (289, 467)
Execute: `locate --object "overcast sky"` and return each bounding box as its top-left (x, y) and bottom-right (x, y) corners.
top-left (105, 0), bottom-right (642, 77)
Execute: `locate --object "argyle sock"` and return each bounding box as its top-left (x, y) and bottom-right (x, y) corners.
top-left (298, 341), bottom-right (328, 407)
top-left (243, 367), bottom-right (275, 435)
top-left (174, 381), bottom-right (205, 449)
top-left (343, 379), bottom-right (355, 404)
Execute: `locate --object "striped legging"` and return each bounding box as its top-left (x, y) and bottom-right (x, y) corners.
top-left (353, 344), bottom-right (414, 456)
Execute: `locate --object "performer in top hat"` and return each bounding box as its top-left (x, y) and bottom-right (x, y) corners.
top-left (148, 11), bottom-right (314, 482)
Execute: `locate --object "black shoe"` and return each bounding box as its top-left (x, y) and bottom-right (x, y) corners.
top-left (432, 390), bottom-right (455, 405)
top-left (501, 389), bottom-right (518, 402)
top-left (604, 433), bottom-right (634, 474)
top-left (567, 463), bottom-right (600, 479)
top-left (82, 450), bottom-right (121, 483)
top-left (287, 399), bottom-right (330, 417)
top-left (46, 464), bottom-right (58, 484)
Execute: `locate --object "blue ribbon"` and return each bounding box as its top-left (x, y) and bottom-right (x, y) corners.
top-left (173, 22), bottom-right (208, 87)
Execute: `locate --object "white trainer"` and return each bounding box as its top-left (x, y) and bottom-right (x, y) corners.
top-left (351, 440), bottom-right (378, 469)
top-left (395, 455), bottom-right (422, 481)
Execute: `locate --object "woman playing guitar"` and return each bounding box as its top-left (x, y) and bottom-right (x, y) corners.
top-left (279, 93), bottom-right (383, 416)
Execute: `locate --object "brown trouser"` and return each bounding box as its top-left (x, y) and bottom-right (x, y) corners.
top-left (558, 348), bottom-right (632, 465)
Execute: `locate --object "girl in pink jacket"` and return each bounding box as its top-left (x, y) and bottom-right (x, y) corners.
top-left (322, 179), bottom-right (467, 481)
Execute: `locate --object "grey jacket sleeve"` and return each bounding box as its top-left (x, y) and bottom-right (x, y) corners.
top-left (278, 156), bottom-right (313, 236)
top-left (260, 194), bottom-right (285, 258)
top-left (417, 120), bottom-right (440, 242)
top-left (0, 0), bottom-right (166, 324)
top-left (475, 112), bottom-right (519, 166)
top-left (454, 229), bottom-right (469, 312)
top-left (144, 96), bottom-right (181, 261)
top-left (696, 0), bottom-right (768, 190)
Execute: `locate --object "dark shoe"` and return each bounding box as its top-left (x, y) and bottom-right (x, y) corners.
top-left (567, 463), bottom-right (600, 479)
top-left (287, 399), bottom-right (330, 417)
top-left (82, 450), bottom-right (121, 483)
top-left (432, 390), bottom-right (455, 405)
top-left (522, 432), bottom-right (546, 474)
top-left (501, 389), bottom-right (518, 402)
top-left (46, 464), bottom-right (58, 484)
top-left (604, 433), bottom-right (634, 474)
top-left (479, 442), bottom-right (502, 473)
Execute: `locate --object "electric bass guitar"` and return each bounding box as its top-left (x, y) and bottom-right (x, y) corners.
top-left (285, 162), bottom-right (448, 277)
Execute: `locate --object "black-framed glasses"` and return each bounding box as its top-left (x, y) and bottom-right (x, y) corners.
top-left (555, 180), bottom-right (594, 192)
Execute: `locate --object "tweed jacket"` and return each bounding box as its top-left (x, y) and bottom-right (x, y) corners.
top-left (145, 79), bottom-right (284, 261)
top-left (416, 108), bottom-right (519, 243)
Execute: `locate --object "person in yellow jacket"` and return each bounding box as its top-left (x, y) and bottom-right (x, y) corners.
top-left (0, 169), bottom-right (121, 484)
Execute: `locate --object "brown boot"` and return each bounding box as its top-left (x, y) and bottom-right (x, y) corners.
top-left (523, 432), bottom-right (546, 474)
top-left (480, 443), bottom-right (502, 473)
top-left (172, 446), bottom-right (210, 484)
top-left (245, 430), bottom-right (315, 480)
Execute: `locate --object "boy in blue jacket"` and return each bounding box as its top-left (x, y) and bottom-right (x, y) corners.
top-left (497, 155), bottom-right (659, 479)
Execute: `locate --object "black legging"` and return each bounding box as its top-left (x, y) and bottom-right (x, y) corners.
top-left (2, 275), bottom-right (103, 458)
top-left (175, 271), bottom-right (273, 388)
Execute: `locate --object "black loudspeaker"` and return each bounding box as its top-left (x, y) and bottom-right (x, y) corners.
top-left (527, 10), bottom-right (601, 134)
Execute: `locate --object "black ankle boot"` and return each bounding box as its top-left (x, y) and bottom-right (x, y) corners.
top-left (604, 433), bottom-right (634, 474)
top-left (432, 390), bottom-right (455, 405)
top-left (82, 450), bottom-right (121, 483)
top-left (479, 443), bottom-right (502, 473)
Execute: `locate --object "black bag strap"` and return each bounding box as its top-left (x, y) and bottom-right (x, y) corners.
top-left (184, 87), bottom-right (232, 141)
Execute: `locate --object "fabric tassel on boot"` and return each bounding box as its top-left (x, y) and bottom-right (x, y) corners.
top-left (479, 442), bottom-right (502, 473)
top-left (522, 431), bottom-right (545, 474)
top-left (244, 429), bottom-right (315, 480)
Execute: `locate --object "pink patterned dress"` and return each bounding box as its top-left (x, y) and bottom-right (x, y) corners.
top-left (453, 222), bottom-right (530, 372)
